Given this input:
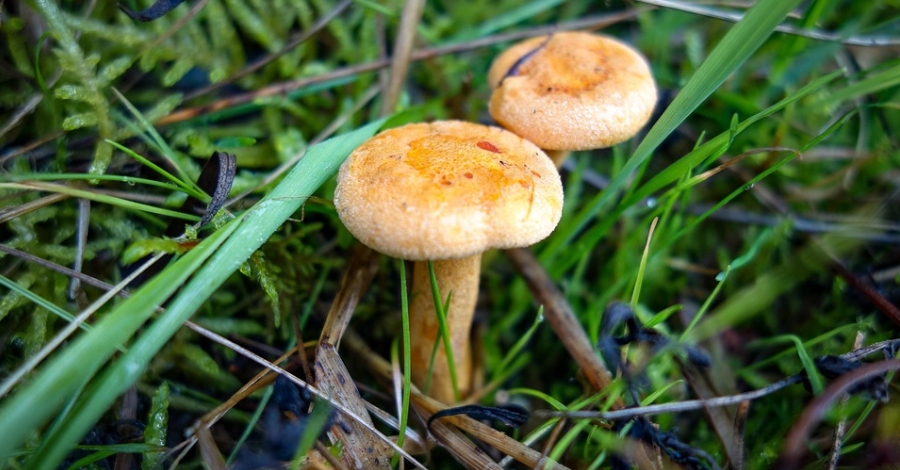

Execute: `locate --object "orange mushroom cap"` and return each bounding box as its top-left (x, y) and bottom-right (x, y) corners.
top-left (334, 121), bottom-right (563, 260)
top-left (488, 32), bottom-right (657, 151)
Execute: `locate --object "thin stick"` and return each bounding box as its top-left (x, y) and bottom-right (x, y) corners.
top-left (183, 0), bottom-right (353, 100)
top-left (187, 327), bottom-right (428, 469)
top-left (379, 0), bottom-right (426, 116)
top-left (0, 193), bottom-right (70, 224)
top-left (68, 198), bottom-right (90, 303)
top-left (0, 243), bottom-right (420, 466)
top-left (830, 260), bottom-right (900, 328)
top-left (537, 340), bottom-right (900, 421)
top-left (635, 0), bottom-right (900, 46)
top-left (153, 10), bottom-right (641, 126)
top-left (779, 360), bottom-right (900, 468)
top-left (318, 245), bottom-right (379, 347)
top-left (0, 252), bottom-right (165, 399)
top-left (504, 247), bottom-right (619, 401)
top-left (826, 332), bottom-right (866, 470)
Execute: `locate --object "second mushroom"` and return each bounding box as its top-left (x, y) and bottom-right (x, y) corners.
top-left (334, 120), bottom-right (563, 403)
top-left (488, 31), bottom-right (658, 168)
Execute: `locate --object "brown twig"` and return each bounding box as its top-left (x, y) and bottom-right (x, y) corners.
top-left (185, 326), bottom-right (428, 469)
top-left (503, 247), bottom-right (618, 401)
top-left (318, 244), bottom-right (378, 347)
top-left (195, 425), bottom-right (227, 470)
top-left (342, 329), bottom-right (573, 469)
top-left (0, 242), bottom-right (421, 467)
top-left (778, 359), bottom-right (900, 468)
top-left (826, 332), bottom-right (866, 470)
top-left (315, 343), bottom-right (393, 469)
top-left (152, 10), bottom-right (641, 127)
top-left (68, 198), bottom-right (90, 305)
top-left (379, 0), bottom-right (426, 116)
top-left (0, 193), bottom-right (70, 224)
top-left (830, 260), bottom-right (900, 329)
top-left (634, 0), bottom-right (900, 46)
top-left (182, 0), bottom-right (353, 101)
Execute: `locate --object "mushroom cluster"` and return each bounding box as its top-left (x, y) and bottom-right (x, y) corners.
top-left (333, 32), bottom-right (656, 403)
top-left (334, 120), bottom-right (563, 403)
top-left (488, 31), bottom-right (657, 167)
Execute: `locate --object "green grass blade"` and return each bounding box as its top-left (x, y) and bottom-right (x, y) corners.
top-left (813, 62), bottom-right (900, 107)
top-left (426, 261), bottom-right (460, 402)
top-left (0, 120), bottom-right (385, 466)
top-left (111, 88), bottom-right (203, 194)
top-left (395, 260), bottom-right (412, 458)
top-left (0, 274), bottom-right (81, 326)
top-left (629, 217), bottom-right (658, 309)
top-left (4, 172), bottom-right (194, 195)
top-left (105, 139), bottom-right (208, 200)
top-left (751, 334), bottom-right (824, 393)
top-left (0, 217), bottom-right (236, 463)
top-left (27, 121), bottom-right (385, 469)
top-left (0, 182), bottom-right (201, 221)
top-left (681, 266), bottom-right (730, 340)
top-left (494, 306), bottom-right (543, 379)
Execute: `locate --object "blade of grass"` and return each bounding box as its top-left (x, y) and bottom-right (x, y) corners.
top-left (658, 106), bottom-right (856, 257)
top-left (751, 335), bottom-right (825, 394)
top-left (542, 0), bottom-right (808, 262)
top-left (644, 304), bottom-right (683, 329)
top-left (111, 88), bottom-right (203, 193)
top-left (494, 306), bottom-right (544, 380)
top-left (812, 62), bottom-right (900, 108)
top-left (293, 397), bottom-right (335, 462)
top-left (549, 420), bottom-right (593, 463)
top-left (0, 274), bottom-right (82, 326)
top-left (681, 266), bottom-right (730, 340)
top-left (5, 172), bottom-right (197, 195)
top-left (641, 380), bottom-right (684, 406)
top-left (630, 217), bottom-right (658, 309)
top-left (0, 120), bottom-right (385, 466)
top-left (450, 0), bottom-right (566, 41)
top-left (0, 182), bottom-right (201, 221)
top-left (426, 260), bottom-right (461, 403)
top-left (394, 260), bottom-right (412, 462)
top-left (0, 217), bottom-right (236, 463)
top-left (0, 254), bottom-right (161, 399)
top-left (106, 139), bottom-right (208, 200)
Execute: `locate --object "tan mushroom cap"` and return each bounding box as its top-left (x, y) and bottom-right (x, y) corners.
top-left (488, 32), bottom-right (657, 151)
top-left (334, 121), bottom-right (563, 260)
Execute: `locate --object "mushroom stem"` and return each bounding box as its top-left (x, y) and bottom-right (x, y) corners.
top-left (545, 150), bottom-right (570, 168)
top-left (409, 255), bottom-right (480, 403)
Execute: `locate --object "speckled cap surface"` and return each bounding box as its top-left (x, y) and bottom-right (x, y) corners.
top-left (334, 121), bottom-right (563, 260)
top-left (488, 32), bottom-right (657, 151)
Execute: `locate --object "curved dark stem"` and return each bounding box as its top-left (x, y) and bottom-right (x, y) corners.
top-left (778, 359), bottom-right (900, 468)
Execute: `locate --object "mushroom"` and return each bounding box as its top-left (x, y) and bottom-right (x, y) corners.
top-left (488, 31), bottom-right (657, 167)
top-left (334, 120), bottom-right (563, 403)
